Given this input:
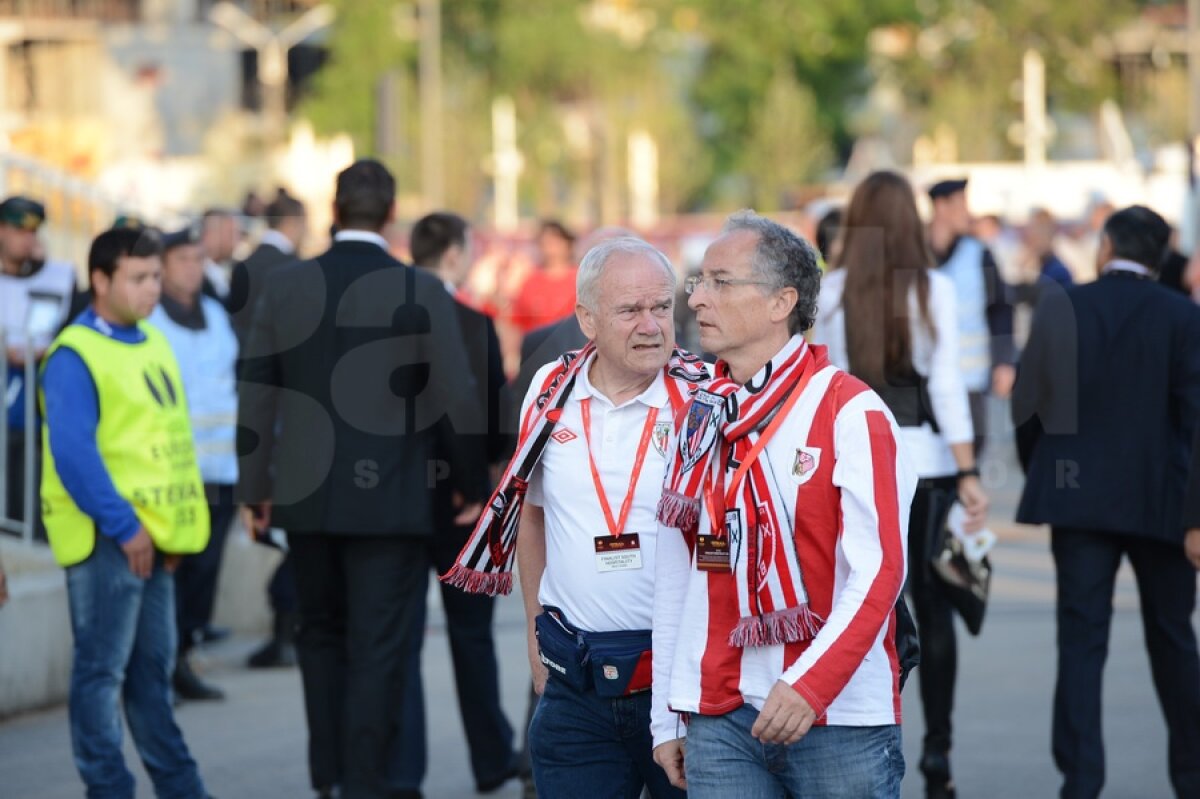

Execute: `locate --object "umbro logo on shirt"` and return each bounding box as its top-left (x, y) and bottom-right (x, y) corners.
top-left (551, 429), bottom-right (577, 444)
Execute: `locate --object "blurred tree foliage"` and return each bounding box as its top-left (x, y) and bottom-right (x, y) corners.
top-left (298, 0), bottom-right (1149, 216)
top-left (880, 0), bottom-right (1141, 161)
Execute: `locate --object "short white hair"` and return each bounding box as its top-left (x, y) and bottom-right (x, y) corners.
top-left (576, 236), bottom-right (675, 310)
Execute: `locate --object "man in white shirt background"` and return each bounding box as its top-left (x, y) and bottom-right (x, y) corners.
top-left (198, 207), bottom-right (239, 303)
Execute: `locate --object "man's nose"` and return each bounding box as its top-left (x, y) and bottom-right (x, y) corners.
top-left (635, 312), bottom-right (661, 335)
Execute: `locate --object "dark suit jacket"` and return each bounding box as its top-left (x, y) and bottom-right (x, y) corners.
top-left (1012, 271), bottom-right (1200, 543)
top-left (236, 239), bottom-right (488, 535)
top-left (503, 315), bottom-right (588, 450)
top-left (1185, 424), bottom-right (1200, 530)
top-left (432, 296), bottom-right (509, 531)
top-left (227, 241), bottom-right (296, 347)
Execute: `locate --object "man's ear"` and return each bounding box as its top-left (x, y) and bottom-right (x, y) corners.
top-left (769, 286), bottom-right (798, 326)
top-left (90, 270), bottom-right (109, 300)
top-left (576, 303), bottom-right (597, 340)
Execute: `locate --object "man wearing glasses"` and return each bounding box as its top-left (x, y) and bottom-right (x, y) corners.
top-left (652, 211), bottom-right (916, 798)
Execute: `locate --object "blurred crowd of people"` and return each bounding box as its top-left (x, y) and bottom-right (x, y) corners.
top-left (0, 161), bottom-right (1197, 799)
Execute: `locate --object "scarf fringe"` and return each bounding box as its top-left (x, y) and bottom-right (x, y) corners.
top-left (657, 490), bottom-right (701, 531)
top-left (728, 605), bottom-right (824, 648)
top-left (440, 564), bottom-right (513, 597)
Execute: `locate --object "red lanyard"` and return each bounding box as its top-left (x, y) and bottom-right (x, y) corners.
top-left (580, 398), bottom-right (660, 538)
top-left (703, 357), bottom-right (818, 535)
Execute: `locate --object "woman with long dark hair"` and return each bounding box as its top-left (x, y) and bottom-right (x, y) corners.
top-left (810, 171), bottom-right (988, 799)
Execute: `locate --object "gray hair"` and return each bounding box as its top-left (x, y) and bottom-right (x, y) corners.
top-left (722, 209), bottom-right (821, 334)
top-left (576, 236), bottom-right (676, 310)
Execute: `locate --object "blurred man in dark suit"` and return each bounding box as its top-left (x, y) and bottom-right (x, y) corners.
top-left (227, 189), bottom-right (307, 347)
top-left (390, 212), bottom-right (518, 798)
top-left (1013, 205), bottom-right (1200, 799)
top-left (237, 161), bottom-right (488, 799)
top-left (228, 189), bottom-right (308, 670)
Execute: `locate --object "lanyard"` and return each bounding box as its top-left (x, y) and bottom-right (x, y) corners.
top-left (703, 356), bottom-right (819, 535)
top-left (580, 398), bottom-right (660, 538)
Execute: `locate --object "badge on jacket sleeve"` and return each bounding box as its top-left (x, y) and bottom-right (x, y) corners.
top-left (790, 447), bottom-right (821, 485)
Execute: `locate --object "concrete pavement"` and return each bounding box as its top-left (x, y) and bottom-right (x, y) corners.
top-left (1, 433), bottom-right (1195, 798)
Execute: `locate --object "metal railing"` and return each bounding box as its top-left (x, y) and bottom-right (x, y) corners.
top-left (0, 333), bottom-right (38, 543)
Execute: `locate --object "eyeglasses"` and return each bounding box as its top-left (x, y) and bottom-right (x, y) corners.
top-left (683, 274), bottom-right (773, 295)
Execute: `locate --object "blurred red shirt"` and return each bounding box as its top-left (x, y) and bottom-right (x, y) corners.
top-left (508, 267), bottom-right (577, 333)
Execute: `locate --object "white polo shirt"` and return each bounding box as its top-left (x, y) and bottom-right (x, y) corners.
top-left (524, 353), bottom-right (677, 634)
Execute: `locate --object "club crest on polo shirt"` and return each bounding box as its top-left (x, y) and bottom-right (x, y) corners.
top-left (652, 421), bottom-right (672, 457)
top-left (680, 389), bottom-right (724, 471)
top-left (791, 447), bottom-right (821, 485)
top-left (551, 428), bottom-right (577, 444)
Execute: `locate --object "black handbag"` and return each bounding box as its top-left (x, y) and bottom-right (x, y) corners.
top-left (894, 596), bottom-right (920, 691)
top-left (931, 534), bottom-right (991, 636)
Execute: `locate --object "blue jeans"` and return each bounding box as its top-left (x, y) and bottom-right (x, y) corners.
top-left (529, 674), bottom-right (684, 799)
top-left (685, 705), bottom-right (903, 799)
top-left (66, 534), bottom-right (207, 799)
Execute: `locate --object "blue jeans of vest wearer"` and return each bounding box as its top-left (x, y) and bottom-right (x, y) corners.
top-left (684, 705), bottom-right (903, 799)
top-left (529, 673), bottom-right (684, 799)
top-left (65, 534), bottom-right (207, 799)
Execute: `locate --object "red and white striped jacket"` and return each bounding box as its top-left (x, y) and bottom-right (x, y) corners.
top-left (650, 358), bottom-right (917, 746)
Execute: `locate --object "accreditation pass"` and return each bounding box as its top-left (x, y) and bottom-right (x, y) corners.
top-left (594, 533), bottom-right (643, 572)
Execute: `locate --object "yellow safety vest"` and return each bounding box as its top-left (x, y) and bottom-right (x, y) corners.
top-left (40, 321), bottom-right (210, 566)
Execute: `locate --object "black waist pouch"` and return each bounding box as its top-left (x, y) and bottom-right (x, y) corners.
top-left (535, 606), bottom-right (590, 691)
top-left (584, 628), bottom-right (653, 698)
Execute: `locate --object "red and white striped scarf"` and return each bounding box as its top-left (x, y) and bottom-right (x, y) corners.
top-left (658, 336), bottom-right (826, 647)
top-left (443, 344), bottom-right (709, 596)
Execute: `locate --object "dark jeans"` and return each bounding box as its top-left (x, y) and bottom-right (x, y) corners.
top-left (65, 535), bottom-right (207, 799)
top-left (1051, 527), bottom-right (1200, 799)
top-left (390, 524), bottom-right (516, 791)
top-left (175, 483), bottom-right (235, 654)
top-left (528, 674), bottom-right (682, 799)
top-left (906, 476), bottom-right (959, 758)
top-left (290, 533), bottom-right (429, 799)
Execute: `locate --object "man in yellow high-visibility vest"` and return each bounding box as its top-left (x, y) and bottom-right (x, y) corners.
top-left (40, 225), bottom-right (212, 799)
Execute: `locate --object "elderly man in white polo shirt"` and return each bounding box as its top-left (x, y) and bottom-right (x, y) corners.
top-left (444, 236), bottom-right (707, 798)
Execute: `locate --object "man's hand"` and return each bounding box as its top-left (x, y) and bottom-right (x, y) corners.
top-left (121, 528), bottom-right (155, 579)
top-left (992, 364), bottom-right (1016, 399)
top-left (957, 475), bottom-right (989, 534)
top-left (0, 563), bottom-right (9, 607)
top-left (1186, 529), bottom-right (1200, 571)
top-left (163, 555), bottom-right (183, 573)
top-left (653, 739), bottom-right (688, 790)
top-left (751, 680), bottom-right (817, 745)
top-left (527, 624), bottom-right (549, 695)
top-left (240, 502), bottom-right (272, 540)
top-left (453, 502), bottom-right (484, 527)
